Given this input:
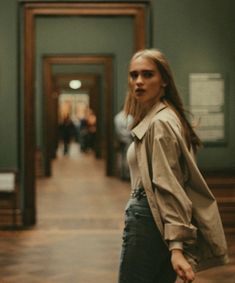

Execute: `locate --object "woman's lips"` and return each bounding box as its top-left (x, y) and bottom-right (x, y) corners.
top-left (135, 88), bottom-right (145, 96)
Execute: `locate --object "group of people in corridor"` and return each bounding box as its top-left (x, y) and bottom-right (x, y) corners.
top-left (58, 107), bottom-right (97, 155)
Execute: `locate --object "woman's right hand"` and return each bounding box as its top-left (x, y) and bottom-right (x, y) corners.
top-left (171, 249), bottom-right (195, 283)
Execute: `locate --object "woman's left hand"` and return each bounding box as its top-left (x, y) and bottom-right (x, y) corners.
top-left (171, 249), bottom-right (195, 283)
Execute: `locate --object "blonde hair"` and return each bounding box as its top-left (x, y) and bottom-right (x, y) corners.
top-left (124, 48), bottom-right (201, 153)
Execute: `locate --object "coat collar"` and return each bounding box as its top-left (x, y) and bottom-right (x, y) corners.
top-left (131, 102), bottom-right (167, 140)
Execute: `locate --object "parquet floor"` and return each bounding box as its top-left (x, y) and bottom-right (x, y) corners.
top-left (0, 143), bottom-right (234, 283)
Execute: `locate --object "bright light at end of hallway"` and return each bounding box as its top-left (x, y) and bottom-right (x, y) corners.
top-left (69, 80), bottom-right (82, 89)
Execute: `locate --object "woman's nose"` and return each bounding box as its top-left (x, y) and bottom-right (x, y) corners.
top-left (136, 75), bottom-right (143, 84)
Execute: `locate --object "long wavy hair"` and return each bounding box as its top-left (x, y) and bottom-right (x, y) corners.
top-left (124, 48), bottom-right (201, 153)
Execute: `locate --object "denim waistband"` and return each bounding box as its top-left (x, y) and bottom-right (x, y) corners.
top-left (126, 195), bottom-right (151, 216)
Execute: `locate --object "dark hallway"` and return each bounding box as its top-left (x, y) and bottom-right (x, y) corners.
top-left (0, 143), bottom-right (234, 283)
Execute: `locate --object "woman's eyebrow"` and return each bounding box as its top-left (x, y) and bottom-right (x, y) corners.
top-left (129, 69), bottom-right (155, 73)
top-left (142, 69), bottom-right (155, 73)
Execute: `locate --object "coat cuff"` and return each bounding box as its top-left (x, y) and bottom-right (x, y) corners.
top-left (164, 223), bottom-right (197, 241)
top-left (169, 241), bottom-right (183, 251)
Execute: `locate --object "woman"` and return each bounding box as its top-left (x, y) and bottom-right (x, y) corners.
top-left (118, 49), bottom-right (228, 283)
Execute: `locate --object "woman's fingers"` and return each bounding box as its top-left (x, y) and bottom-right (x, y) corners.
top-left (175, 267), bottom-right (185, 278)
top-left (178, 264), bottom-right (195, 282)
top-left (185, 266), bottom-right (195, 281)
top-left (171, 249), bottom-right (195, 282)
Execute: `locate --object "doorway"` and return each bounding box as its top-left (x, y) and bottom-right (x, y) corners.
top-left (19, 1), bottom-right (150, 226)
top-left (42, 54), bottom-right (113, 176)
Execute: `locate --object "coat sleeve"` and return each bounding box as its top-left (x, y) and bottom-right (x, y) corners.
top-left (150, 119), bottom-right (197, 242)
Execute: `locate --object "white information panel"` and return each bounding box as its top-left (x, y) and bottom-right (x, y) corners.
top-left (0, 173), bottom-right (15, 192)
top-left (189, 73), bottom-right (225, 143)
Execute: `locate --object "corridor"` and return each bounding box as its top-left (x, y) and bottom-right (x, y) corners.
top-left (0, 143), bottom-right (234, 283)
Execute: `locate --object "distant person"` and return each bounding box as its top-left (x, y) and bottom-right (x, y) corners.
top-left (59, 115), bottom-right (75, 155)
top-left (79, 116), bottom-right (89, 153)
top-left (73, 116), bottom-right (81, 144)
top-left (114, 109), bottom-right (132, 180)
top-left (87, 108), bottom-right (97, 152)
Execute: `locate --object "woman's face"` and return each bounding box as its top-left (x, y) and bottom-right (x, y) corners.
top-left (129, 56), bottom-right (165, 105)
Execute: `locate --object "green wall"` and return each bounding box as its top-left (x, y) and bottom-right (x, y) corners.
top-left (0, 0), bottom-right (234, 172)
top-left (153, 0), bottom-right (235, 169)
top-left (0, 0), bottom-right (18, 168)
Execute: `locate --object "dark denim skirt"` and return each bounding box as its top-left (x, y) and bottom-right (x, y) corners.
top-left (118, 196), bottom-right (176, 283)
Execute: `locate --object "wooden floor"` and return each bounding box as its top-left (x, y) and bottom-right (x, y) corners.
top-left (0, 143), bottom-right (234, 283)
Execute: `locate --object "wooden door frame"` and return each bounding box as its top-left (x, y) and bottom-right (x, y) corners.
top-left (43, 55), bottom-right (111, 176)
top-left (20, 1), bottom-right (149, 225)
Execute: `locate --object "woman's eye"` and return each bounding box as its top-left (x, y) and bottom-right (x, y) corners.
top-left (129, 70), bottom-right (154, 80)
top-left (130, 72), bottom-right (138, 79)
top-left (143, 71), bottom-right (153, 78)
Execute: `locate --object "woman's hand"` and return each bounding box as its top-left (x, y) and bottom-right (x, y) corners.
top-left (171, 249), bottom-right (195, 283)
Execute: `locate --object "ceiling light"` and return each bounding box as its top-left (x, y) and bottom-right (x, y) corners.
top-left (69, 80), bottom-right (82, 89)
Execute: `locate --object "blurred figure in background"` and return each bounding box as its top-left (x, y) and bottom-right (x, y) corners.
top-left (87, 108), bottom-right (97, 153)
top-left (79, 115), bottom-right (89, 153)
top-left (114, 108), bottom-right (132, 181)
top-left (59, 114), bottom-right (75, 155)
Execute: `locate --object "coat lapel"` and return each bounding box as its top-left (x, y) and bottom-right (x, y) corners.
top-left (132, 102), bottom-right (166, 140)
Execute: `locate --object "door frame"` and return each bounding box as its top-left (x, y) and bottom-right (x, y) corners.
top-left (43, 55), bottom-right (112, 176)
top-left (20, 1), bottom-right (150, 225)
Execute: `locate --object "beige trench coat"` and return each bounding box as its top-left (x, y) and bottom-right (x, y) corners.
top-left (132, 102), bottom-right (229, 271)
